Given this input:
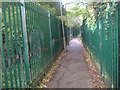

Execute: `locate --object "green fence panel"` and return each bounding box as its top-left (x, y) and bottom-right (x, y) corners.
top-left (24, 2), bottom-right (64, 86)
top-left (1, 2), bottom-right (31, 88)
top-left (1, 2), bottom-right (64, 88)
top-left (0, 5), bottom-right (2, 89)
top-left (118, 2), bottom-right (120, 88)
top-left (81, 2), bottom-right (120, 88)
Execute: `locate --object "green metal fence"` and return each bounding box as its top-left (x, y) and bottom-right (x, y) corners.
top-left (1, 2), bottom-right (64, 88)
top-left (0, 4), bottom-right (2, 89)
top-left (64, 26), bottom-right (80, 43)
top-left (64, 26), bottom-right (70, 43)
top-left (118, 2), bottom-right (120, 87)
top-left (81, 2), bottom-right (120, 88)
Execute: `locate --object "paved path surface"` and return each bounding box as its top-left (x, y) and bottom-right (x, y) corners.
top-left (47, 38), bottom-right (93, 88)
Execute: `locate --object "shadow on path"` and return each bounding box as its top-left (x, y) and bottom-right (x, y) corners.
top-left (47, 38), bottom-right (93, 88)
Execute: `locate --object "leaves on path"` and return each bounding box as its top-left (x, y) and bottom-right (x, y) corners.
top-left (82, 42), bottom-right (106, 88)
top-left (38, 51), bottom-right (66, 88)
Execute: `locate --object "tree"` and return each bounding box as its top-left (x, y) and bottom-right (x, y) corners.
top-left (63, 2), bottom-right (118, 29)
top-left (39, 2), bottom-right (61, 16)
top-left (0, 2), bottom-right (1, 8)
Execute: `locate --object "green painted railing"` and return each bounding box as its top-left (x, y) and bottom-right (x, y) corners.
top-left (1, 2), bottom-right (65, 88)
top-left (81, 2), bottom-right (120, 88)
top-left (118, 2), bottom-right (120, 88)
top-left (0, 5), bottom-right (2, 90)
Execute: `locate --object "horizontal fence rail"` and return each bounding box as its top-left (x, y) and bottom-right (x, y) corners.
top-left (1, 2), bottom-right (66, 88)
top-left (81, 2), bottom-right (120, 88)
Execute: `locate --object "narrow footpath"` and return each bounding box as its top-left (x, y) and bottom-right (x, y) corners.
top-left (47, 38), bottom-right (94, 88)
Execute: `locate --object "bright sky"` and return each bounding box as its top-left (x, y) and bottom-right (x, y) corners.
top-left (62, 0), bottom-right (86, 11)
top-left (62, 0), bottom-right (74, 5)
top-left (62, 0), bottom-right (75, 11)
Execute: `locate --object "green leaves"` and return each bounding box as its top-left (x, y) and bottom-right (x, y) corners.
top-left (0, 2), bottom-right (1, 8)
top-left (39, 2), bottom-right (61, 16)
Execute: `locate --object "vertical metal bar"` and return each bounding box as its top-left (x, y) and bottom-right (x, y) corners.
top-left (48, 11), bottom-right (53, 60)
top-left (31, 2), bottom-right (36, 78)
top-left (11, 2), bottom-right (18, 87)
top-left (0, 3), bottom-right (2, 89)
top-left (19, 3), bottom-right (25, 88)
top-left (113, 12), bottom-right (116, 88)
top-left (115, 4), bottom-right (119, 88)
top-left (60, 1), bottom-right (66, 51)
top-left (20, 0), bottom-right (30, 84)
top-left (27, 2), bottom-right (33, 82)
top-left (7, 2), bottom-right (15, 88)
top-left (29, 2), bottom-right (34, 79)
top-left (3, 2), bottom-right (14, 88)
top-left (58, 19), bottom-right (61, 51)
top-left (98, 18), bottom-right (103, 76)
top-left (15, 2), bottom-right (22, 88)
top-left (118, 2), bottom-right (120, 88)
top-left (1, 3), bottom-right (8, 88)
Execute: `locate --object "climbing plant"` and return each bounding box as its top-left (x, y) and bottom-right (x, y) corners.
top-left (63, 2), bottom-right (119, 30)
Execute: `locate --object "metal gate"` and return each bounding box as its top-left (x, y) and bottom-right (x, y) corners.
top-left (0, 2), bottom-right (64, 88)
top-left (1, 2), bottom-right (30, 88)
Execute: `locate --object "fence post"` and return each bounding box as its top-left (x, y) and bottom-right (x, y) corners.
top-left (117, 2), bottom-right (120, 88)
top-left (60, 2), bottom-right (66, 51)
top-left (58, 20), bottom-right (61, 51)
top-left (115, 4), bottom-right (119, 88)
top-left (0, 4), bottom-right (2, 89)
top-left (48, 11), bottom-right (53, 60)
top-left (20, 0), bottom-right (30, 85)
